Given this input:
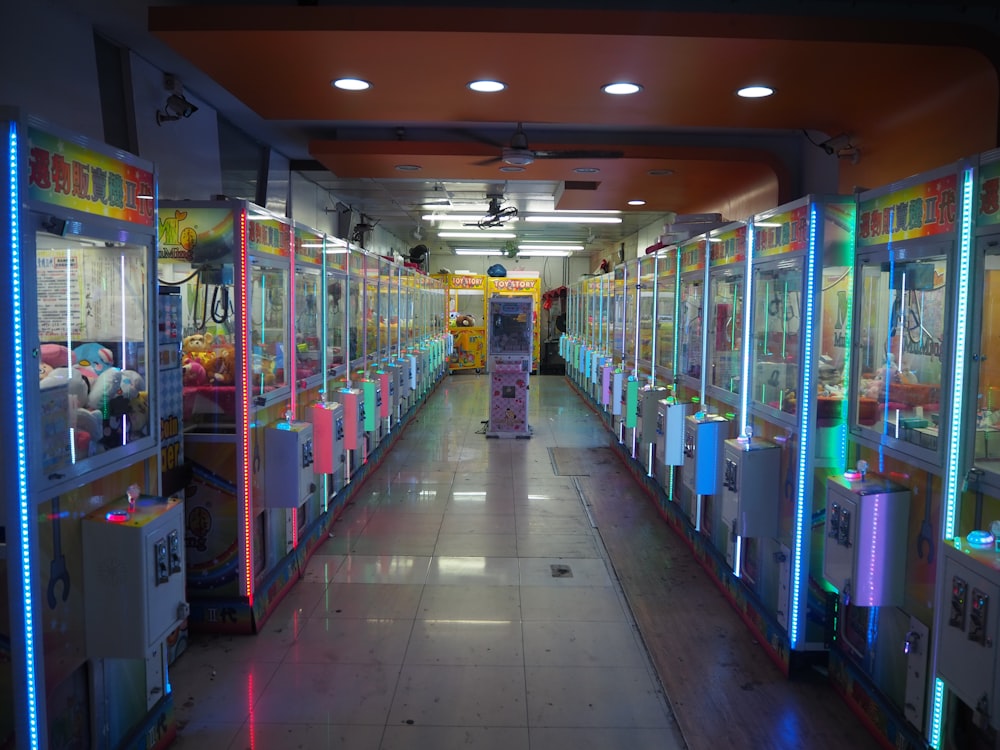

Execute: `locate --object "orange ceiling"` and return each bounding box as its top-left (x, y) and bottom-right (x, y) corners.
top-left (150, 5), bottom-right (998, 240)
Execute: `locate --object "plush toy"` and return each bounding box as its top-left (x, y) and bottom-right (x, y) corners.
top-left (128, 391), bottom-right (149, 436)
top-left (39, 362), bottom-right (54, 380)
top-left (118, 369), bottom-right (146, 400)
top-left (455, 314), bottom-right (476, 327)
top-left (209, 347), bottom-right (236, 386)
top-left (182, 358), bottom-right (208, 386)
top-left (74, 342), bottom-right (115, 381)
top-left (183, 333), bottom-right (208, 350)
top-left (41, 366), bottom-right (90, 406)
top-left (40, 343), bottom-right (76, 369)
top-left (88, 368), bottom-right (126, 414)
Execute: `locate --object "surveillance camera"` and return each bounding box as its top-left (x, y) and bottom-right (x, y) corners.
top-left (166, 94), bottom-right (198, 118)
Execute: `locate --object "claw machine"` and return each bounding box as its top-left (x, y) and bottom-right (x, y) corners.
top-left (1, 111), bottom-right (182, 750)
top-left (486, 294), bottom-right (534, 438)
top-left (929, 153), bottom-right (998, 749)
top-left (487, 274), bottom-right (541, 372)
top-left (438, 272), bottom-right (487, 373)
top-left (158, 199), bottom-right (302, 635)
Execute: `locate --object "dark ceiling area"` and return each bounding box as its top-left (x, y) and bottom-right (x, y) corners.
top-left (146, 1), bottom-right (1000, 258)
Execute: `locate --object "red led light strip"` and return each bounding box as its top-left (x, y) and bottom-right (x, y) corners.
top-left (239, 209), bottom-right (253, 602)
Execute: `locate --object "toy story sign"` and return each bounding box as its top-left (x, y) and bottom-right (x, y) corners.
top-left (755, 205), bottom-right (809, 257)
top-left (28, 127), bottom-right (154, 226)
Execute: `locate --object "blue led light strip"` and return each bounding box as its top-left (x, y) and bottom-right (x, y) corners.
top-left (944, 167), bottom-right (974, 541)
top-left (789, 203), bottom-right (819, 648)
top-left (929, 677), bottom-right (946, 748)
top-left (10, 122), bottom-right (40, 749)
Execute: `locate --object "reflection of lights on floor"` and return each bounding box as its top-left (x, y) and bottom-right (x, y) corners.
top-left (423, 619), bottom-right (512, 626)
top-left (453, 492), bottom-right (487, 502)
top-left (435, 556), bottom-right (487, 574)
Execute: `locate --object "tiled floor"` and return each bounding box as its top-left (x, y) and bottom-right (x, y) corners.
top-left (170, 374), bottom-right (684, 749)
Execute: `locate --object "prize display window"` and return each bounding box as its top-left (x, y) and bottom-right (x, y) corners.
top-left (678, 272), bottom-right (704, 383)
top-left (325, 264), bottom-right (347, 376)
top-left (611, 265), bottom-right (626, 360)
top-left (638, 255), bottom-right (655, 368)
top-left (816, 262), bottom-right (853, 421)
top-left (707, 266), bottom-right (744, 399)
top-left (35, 230), bottom-right (152, 481)
top-left (385, 260), bottom-right (400, 355)
top-left (750, 260), bottom-right (803, 419)
top-left (655, 251), bottom-right (677, 382)
top-left (294, 265), bottom-right (322, 383)
top-left (851, 251), bottom-right (949, 457)
top-left (249, 258), bottom-right (289, 400)
top-left (624, 257), bottom-right (638, 368)
top-left (971, 244), bottom-right (1000, 485)
top-left (348, 250), bottom-right (366, 367)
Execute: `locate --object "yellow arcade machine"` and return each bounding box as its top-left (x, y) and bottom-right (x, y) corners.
top-left (487, 274), bottom-right (541, 372)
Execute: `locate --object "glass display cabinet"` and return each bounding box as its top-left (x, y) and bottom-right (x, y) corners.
top-left (293, 226), bottom-right (323, 386)
top-left (624, 256), bottom-right (639, 372)
top-left (439, 272), bottom-right (487, 372)
top-left (638, 254), bottom-right (656, 372)
top-left (750, 258), bottom-right (803, 421)
top-left (705, 222), bottom-right (748, 413)
top-left (325, 238), bottom-right (348, 380)
top-left (850, 166), bottom-right (962, 469)
top-left (656, 249), bottom-right (678, 387)
top-left (677, 237), bottom-right (708, 397)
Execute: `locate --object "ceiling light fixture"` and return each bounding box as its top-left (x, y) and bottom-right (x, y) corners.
top-left (602, 82), bottom-right (643, 95)
top-left (737, 85), bottom-right (774, 98)
top-left (467, 80), bottom-right (506, 93)
top-left (627, 199), bottom-right (646, 206)
top-left (455, 248), bottom-right (503, 256)
top-left (518, 244), bottom-right (584, 252)
top-left (574, 167), bottom-right (600, 174)
top-left (438, 231), bottom-right (516, 239)
top-left (499, 166), bottom-right (525, 173)
top-left (395, 164), bottom-right (421, 171)
top-left (525, 215), bottom-right (623, 224)
top-left (332, 77), bottom-right (372, 91)
top-left (423, 213), bottom-right (519, 222)
top-left (648, 169), bottom-right (675, 176)
top-left (516, 249), bottom-right (574, 257)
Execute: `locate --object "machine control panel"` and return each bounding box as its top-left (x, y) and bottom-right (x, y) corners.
top-left (264, 419), bottom-right (316, 508)
top-left (681, 412), bottom-right (729, 496)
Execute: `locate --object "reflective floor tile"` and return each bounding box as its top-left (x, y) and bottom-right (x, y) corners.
top-left (389, 664), bottom-right (527, 727)
top-left (439, 514), bottom-right (517, 535)
top-left (417, 585), bottom-right (521, 621)
top-left (516, 533), bottom-right (599, 559)
top-left (426, 556), bottom-right (520, 586)
top-left (349, 534), bottom-right (440, 557)
top-left (283, 616), bottom-right (414, 665)
top-left (171, 722), bottom-right (242, 750)
top-left (520, 586), bottom-right (628, 622)
top-left (227, 723), bottom-right (384, 750)
top-left (434, 532), bottom-right (518, 557)
top-left (170, 659), bottom-right (282, 725)
top-left (525, 666), bottom-right (671, 728)
top-left (332, 555), bottom-right (432, 585)
top-left (522, 620), bottom-right (648, 668)
top-left (405, 618), bottom-right (523, 666)
top-left (252, 662), bottom-right (400, 724)
top-left (380, 725), bottom-right (530, 750)
top-left (314, 583), bottom-right (424, 619)
top-left (300, 555), bottom-right (347, 585)
top-left (528, 726), bottom-right (682, 750)
top-left (516, 514), bottom-right (592, 535)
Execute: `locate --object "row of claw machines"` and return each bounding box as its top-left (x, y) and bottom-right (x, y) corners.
top-left (563, 148), bottom-right (1000, 750)
top-left (0, 110), bottom-right (448, 750)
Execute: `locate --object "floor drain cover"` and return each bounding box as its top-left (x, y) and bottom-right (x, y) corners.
top-left (550, 564), bottom-right (573, 578)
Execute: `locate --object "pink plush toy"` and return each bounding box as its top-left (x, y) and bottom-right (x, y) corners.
top-left (40, 343), bottom-right (76, 369)
top-left (182, 358), bottom-right (208, 386)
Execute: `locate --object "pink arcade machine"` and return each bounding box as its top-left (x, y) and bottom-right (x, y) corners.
top-left (486, 295), bottom-right (534, 438)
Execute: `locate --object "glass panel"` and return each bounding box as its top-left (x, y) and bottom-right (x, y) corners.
top-left (751, 261), bottom-right (804, 416)
top-left (249, 260), bottom-right (289, 397)
top-left (36, 232), bottom-right (150, 475)
top-left (656, 253), bottom-right (676, 380)
top-left (707, 267), bottom-right (744, 394)
top-left (624, 259), bottom-right (638, 367)
top-left (349, 251), bottom-right (365, 365)
top-left (817, 263), bottom-right (852, 416)
top-left (612, 266), bottom-right (625, 358)
top-left (294, 267), bottom-right (322, 381)
top-left (679, 273), bottom-right (704, 380)
top-left (364, 257), bottom-right (379, 357)
top-left (326, 268), bottom-right (347, 375)
top-left (854, 256), bottom-right (946, 452)
top-left (975, 249), bottom-right (1000, 478)
top-left (638, 256), bottom-right (655, 367)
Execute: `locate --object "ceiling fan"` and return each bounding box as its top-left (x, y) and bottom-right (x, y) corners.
top-left (474, 122), bottom-right (625, 167)
top-left (465, 194), bottom-right (518, 229)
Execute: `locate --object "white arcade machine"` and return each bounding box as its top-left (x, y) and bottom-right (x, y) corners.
top-left (486, 295), bottom-right (534, 438)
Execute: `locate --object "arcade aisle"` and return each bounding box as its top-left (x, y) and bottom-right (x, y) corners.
top-left (169, 375), bottom-right (879, 750)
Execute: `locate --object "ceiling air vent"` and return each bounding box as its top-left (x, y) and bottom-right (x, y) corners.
top-left (563, 181), bottom-right (600, 191)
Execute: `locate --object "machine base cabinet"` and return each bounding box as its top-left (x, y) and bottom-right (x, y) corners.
top-left (720, 437), bottom-right (780, 570)
top-left (937, 541), bottom-right (1000, 729)
top-left (824, 474), bottom-right (909, 607)
top-left (82, 495), bottom-right (187, 660)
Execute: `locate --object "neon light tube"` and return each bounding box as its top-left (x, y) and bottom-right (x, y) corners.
top-left (239, 209), bottom-right (253, 602)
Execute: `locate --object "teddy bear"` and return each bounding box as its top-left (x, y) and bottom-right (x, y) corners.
top-left (209, 347), bottom-right (236, 386)
top-left (128, 391), bottom-right (149, 437)
top-left (455, 314), bottom-right (476, 327)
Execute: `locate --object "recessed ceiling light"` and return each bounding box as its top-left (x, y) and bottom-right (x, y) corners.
top-left (468, 80), bottom-right (506, 93)
top-left (332, 77), bottom-right (372, 91)
top-left (499, 166), bottom-right (525, 173)
top-left (627, 199), bottom-right (646, 206)
top-left (647, 169), bottom-right (674, 176)
top-left (602, 82), bottom-right (642, 95)
top-left (395, 164), bottom-right (421, 172)
top-left (737, 85), bottom-right (774, 98)
top-left (574, 167), bottom-right (600, 174)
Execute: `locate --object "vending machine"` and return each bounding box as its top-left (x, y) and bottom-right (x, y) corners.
top-left (486, 295), bottom-right (534, 438)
